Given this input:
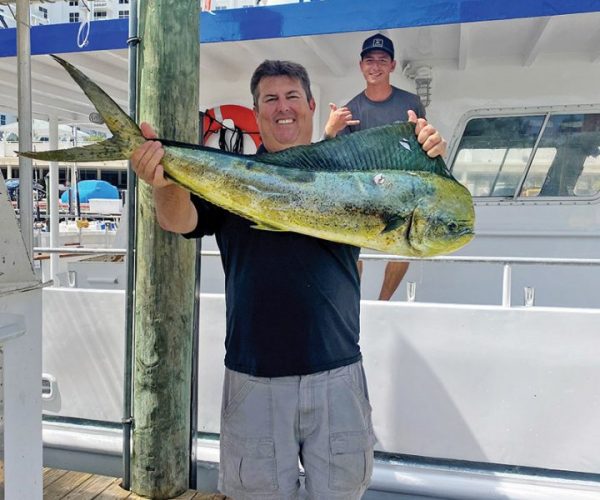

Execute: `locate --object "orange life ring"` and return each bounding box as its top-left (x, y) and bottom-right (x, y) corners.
top-left (203, 104), bottom-right (261, 149)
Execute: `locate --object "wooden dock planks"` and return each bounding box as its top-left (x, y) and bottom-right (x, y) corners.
top-left (39, 468), bottom-right (228, 499)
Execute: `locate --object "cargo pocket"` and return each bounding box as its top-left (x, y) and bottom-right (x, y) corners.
top-left (222, 434), bottom-right (279, 493)
top-left (222, 379), bottom-right (254, 421)
top-left (342, 370), bottom-right (373, 416)
top-left (329, 430), bottom-right (376, 491)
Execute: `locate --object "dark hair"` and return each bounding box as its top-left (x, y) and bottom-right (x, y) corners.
top-left (250, 60), bottom-right (313, 107)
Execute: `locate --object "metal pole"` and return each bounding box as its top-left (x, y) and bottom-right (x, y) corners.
top-left (189, 240), bottom-right (201, 490)
top-left (16, 0), bottom-right (33, 261)
top-left (122, 0), bottom-right (139, 490)
top-left (48, 115), bottom-right (59, 285)
top-left (502, 263), bottom-right (512, 307)
top-left (71, 126), bottom-right (80, 219)
top-left (188, 80), bottom-right (207, 491)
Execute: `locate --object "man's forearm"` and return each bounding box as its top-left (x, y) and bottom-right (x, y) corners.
top-left (152, 184), bottom-right (197, 234)
top-left (378, 261), bottom-right (409, 300)
top-left (323, 124), bottom-right (338, 140)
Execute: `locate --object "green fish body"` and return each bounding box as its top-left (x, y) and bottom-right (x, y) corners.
top-left (21, 56), bottom-right (475, 257)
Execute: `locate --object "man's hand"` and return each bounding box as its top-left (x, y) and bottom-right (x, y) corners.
top-left (131, 122), bottom-right (171, 188)
top-left (130, 122), bottom-right (197, 233)
top-left (407, 110), bottom-right (447, 158)
top-left (324, 103), bottom-right (360, 139)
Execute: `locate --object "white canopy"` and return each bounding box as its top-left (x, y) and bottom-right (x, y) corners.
top-left (0, 119), bottom-right (92, 141)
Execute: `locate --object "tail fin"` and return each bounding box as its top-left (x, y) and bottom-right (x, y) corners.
top-left (19, 55), bottom-right (144, 162)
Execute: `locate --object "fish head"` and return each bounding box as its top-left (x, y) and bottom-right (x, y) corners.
top-left (407, 178), bottom-right (475, 257)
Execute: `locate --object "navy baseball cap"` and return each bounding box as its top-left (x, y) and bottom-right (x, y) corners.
top-left (360, 33), bottom-right (395, 59)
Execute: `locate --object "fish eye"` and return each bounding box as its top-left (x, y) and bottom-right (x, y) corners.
top-left (373, 173), bottom-right (385, 185)
top-left (447, 221), bottom-right (458, 232)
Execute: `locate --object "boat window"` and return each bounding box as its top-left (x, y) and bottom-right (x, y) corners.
top-left (452, 116), bottom-right (544, 197)
top-left (451, 112), bottom-right (600, 199)
top-left (519, 113), bottom-right (600, 197)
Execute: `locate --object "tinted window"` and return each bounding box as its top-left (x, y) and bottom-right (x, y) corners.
top-left (451, 113), bottom-right (600, 199)
top-left (520, 114), bottom-right (600, 197)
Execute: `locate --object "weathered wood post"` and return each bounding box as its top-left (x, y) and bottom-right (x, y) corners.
top-left (131, 1), bottom-right (199, 497)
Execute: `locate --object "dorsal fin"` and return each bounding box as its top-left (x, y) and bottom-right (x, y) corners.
top-left (255, 122), bottom-right (453, 178)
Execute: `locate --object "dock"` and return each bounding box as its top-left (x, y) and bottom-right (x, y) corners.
top-left (38, 467), bottom-right (227, 499)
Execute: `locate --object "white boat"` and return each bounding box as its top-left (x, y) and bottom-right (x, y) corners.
top-left (2, 1), bottom-right (600, 498)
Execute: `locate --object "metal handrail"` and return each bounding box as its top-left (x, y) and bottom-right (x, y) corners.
top-left (358, 254), bottom-right (600, 266)
top-left (34, 246), bottom-right (600, 307)
top-left (35, 247), bottom-right (128, 255)
top-left (33, 246), bottom-right (600, 267)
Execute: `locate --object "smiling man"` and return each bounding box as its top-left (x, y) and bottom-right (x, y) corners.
top-left (324, 33), bottom-right (447, 301)
top-left (132, 57), bottom-right (446, 500)
top-left (131, 59), bottom-right (445, 499)
top-left (250, 67), bottom-right (316, 151)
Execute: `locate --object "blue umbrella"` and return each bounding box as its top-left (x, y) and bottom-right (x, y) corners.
top-left (4, 178), bottom-right (45, 201)
top-left (60, 180), bottom-right (119, 203)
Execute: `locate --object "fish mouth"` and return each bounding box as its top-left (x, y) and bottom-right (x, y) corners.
top-left (458, 227), bottom-right (475, 246)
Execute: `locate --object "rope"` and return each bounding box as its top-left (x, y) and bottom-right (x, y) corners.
top-left (203, 110), bottom-right (260, 154)
top-left (77, 0), bottom-right (92, 48)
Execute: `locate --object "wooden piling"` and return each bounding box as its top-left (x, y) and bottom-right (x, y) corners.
top-left (131, 1), bottom-right (200, 497)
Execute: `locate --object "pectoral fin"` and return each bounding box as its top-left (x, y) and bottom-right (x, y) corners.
top-left (381, 214), bottom-right (407, 234)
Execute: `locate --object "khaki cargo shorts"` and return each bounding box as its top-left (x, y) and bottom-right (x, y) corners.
top-left (218, 361), bottom-right (376, 500)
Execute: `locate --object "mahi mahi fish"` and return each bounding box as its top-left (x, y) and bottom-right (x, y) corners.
top-left (20, 55), bottom-right (474, 257)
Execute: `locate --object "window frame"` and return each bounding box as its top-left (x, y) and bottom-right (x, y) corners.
top-left (447, 104), bottom-right (600, 205)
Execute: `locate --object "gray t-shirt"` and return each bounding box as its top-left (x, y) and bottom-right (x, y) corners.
top-left (341, 86), bottom-right (425, 135)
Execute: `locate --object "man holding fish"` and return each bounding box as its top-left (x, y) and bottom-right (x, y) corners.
top-left (132, 59), bottom-right (447, 499)
top-left (324, 33), bottom-right (447, 300)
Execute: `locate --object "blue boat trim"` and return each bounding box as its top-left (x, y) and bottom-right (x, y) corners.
top-left (1, 0), bottom-right (600, 57)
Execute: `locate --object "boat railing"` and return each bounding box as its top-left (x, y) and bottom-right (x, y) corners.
top-left (33, 246), bottom-right (600, 308)
top-left (361, 254), bottom-right (600, 307)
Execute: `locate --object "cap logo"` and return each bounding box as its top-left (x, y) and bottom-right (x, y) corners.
top-left (373, 38), bottom-right (384, 47)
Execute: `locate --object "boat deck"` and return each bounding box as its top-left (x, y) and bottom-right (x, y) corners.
top-left (38, 467), bottom-right (228, 499)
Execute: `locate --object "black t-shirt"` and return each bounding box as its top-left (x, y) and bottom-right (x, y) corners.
top-left (184, 148), bottom-right (361, 377)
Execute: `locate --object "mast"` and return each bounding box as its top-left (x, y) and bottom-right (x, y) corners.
top-left (16, 0), bottom-right (33, 260)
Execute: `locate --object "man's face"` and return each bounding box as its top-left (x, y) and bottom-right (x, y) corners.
top-left (254, 75), bottom-right (316, 152)
top-left (359, 50), bottom-right (396, 86)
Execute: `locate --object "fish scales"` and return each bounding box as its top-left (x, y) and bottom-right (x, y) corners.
top-left (162, 145), bottom-right (456, 254)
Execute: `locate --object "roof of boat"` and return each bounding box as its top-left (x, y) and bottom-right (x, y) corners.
top-left (0, 0), bottom-right (599, 128)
